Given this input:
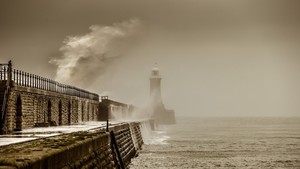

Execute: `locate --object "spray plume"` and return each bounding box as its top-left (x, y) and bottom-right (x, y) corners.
top-left (50, 18), bottom-right (142, 87)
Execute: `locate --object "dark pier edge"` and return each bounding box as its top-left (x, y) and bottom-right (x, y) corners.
top-left (0, 121), bottom-right (147, 169)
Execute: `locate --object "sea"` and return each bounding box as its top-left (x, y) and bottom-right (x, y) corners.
top-left (130, 117), bottom-right (300, 169)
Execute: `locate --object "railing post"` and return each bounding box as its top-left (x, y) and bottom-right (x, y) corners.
top-left (25, 72), bottom-right (27, 87)
top-left (23, 71), bottom-right (26, 86)
top-left (46, 79), bottom-right (48, 91)
top-left (20, 71), bottom-right (23, 86)
top-left (24, 72), bottom-right (27, 87)
top-left (47, 78), bottom-right (49, 91)
top-left (28, 73), bottom-right (31, 87)
top-left (35, 75), bottom-right (37, 88)
top-left (19, 70), bottom-right (21, 86)
top-left (29, 73), bottom-right (31, 87)
top-left (37, 75), bottom-right (39, 89)
top-left (26, 72), bottom-right (29, 87)
top-left (3, 67), bottom-right (6, 80)
top-left (40, 77), bottom-right (42, 90)
top-left (50, 80), bottom-right (53, 91)
top-left (8, 60), bottom-right (11, 79)
top-left (27, 72), bottom-right (29, 87)
top-left (16, 70), bottom-right (18, 85)
top-left (23, 72), bottom-right (25, 87)
top-left (44, 78), bottom-right (46, 90)
top-left (49, 79), bottom-right (51, 91)
top-left (51, 80), bottom-right (54, 92)
top-left (22, 72), bottom-right (25, 87)
top-left (40, 76), bottom-right (42, 90)
top-left (42, 77), bottom-right (44, 90)
top-left (0, 67), bottom-right (2, 80)
top-left (19, 71), bottom-right (21, 86)
top-left (12, 69), bottom-right (15, 83)
top-left (41, 77), bottom-right (43, 90)
top-left (47, 79), bottom-right (49, 91)
top-left (37, 76), bottom-right (39, 89)
top-left (23, 71), bottom-right (25, 86)
top-left (33, 75), bottom-right (35, 88)
top-left (39, 76), bottom-right (42, 89)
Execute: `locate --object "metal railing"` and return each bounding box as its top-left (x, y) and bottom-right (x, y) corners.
top-left (0, 61), bottom-right (99, 101)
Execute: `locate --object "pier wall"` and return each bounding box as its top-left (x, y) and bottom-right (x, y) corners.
top-left (99, 96), bottom-right (135, 121)
top-left (1, 81), bottom-right (99, 134)
top-left (0, 122), bottom-right (145, 169)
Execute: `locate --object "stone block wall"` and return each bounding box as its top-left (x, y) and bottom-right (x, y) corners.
top-left (1, 83), bottom-right (99, 133)
top-left (130, 122), bottom-right (144, 150)
top-left (114, 127), bottom-right (136, 167)
top-left (0, 122), bottom-right (147, 169)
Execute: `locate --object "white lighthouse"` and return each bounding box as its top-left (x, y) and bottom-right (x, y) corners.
top-left (150, 66), bottom-right (162, 107)
top-left (149, 66), bottom-right (176, 124)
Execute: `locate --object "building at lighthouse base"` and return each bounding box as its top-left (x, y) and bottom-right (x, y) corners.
top-left (152, 102), bottom-right (176, 125)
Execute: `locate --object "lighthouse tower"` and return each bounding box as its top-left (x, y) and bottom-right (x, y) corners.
top-left (150, 67), bottom-right (162, 106)
top-left (149, 66), bottom-right (176, 124)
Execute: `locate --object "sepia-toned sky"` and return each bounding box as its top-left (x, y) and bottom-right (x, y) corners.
top-left (1, 0), bottom-right (300, 116)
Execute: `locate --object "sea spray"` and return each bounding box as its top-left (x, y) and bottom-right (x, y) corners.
top-left (110, 106), bottom-right (124, 121)
top-left (139, 121), bottom-right (170, 145)
top-left (109, 103), bottom-right (154, 122)
top-left (49, 19), bottom-right (143, 88)
top-left (140, 121), bottom-right (152, 144)
top-left (129, 123), bottom-right (139, 150)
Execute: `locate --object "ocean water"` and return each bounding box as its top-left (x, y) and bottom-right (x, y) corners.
top-left (131, 117), bottom-right (300, 169)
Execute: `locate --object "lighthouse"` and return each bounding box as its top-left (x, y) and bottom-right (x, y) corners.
top-left (150, 67), bottom-right (162, 107)
top-left (149, 66), bottom-right (176, 125)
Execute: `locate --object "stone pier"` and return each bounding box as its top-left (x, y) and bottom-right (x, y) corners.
top-left (0, 121), bottom-right (147, 169)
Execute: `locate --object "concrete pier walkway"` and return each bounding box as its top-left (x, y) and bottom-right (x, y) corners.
top-left (0, 121), bottom-right (126, 146)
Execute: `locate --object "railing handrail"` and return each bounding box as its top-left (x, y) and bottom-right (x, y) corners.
top-left (0, 62), bottom-right (99, 101)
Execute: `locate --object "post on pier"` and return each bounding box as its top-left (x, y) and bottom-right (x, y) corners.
top-left (7, 60), bottom-right (12, 86)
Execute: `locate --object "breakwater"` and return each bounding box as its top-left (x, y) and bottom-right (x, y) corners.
top-left (0, 121), bottom-right (147, 169)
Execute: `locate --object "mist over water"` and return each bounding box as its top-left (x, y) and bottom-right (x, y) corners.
top-left (131, 116), bottom-right (300, 168)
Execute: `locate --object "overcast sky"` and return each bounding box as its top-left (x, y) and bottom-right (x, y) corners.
top-left (1, 0), bottom-right (300, 117)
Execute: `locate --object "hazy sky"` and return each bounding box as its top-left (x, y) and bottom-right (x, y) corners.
top-left (1, 0), bottom-right (300, 116)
